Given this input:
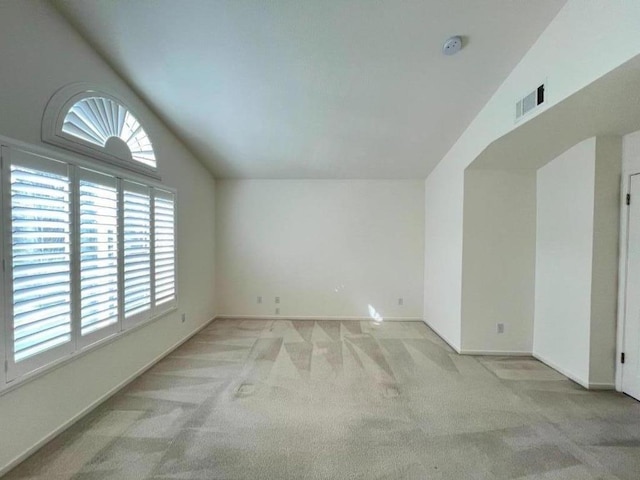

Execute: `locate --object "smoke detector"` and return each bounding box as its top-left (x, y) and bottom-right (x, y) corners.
top-left (442, 36), bottom-right (463, 56)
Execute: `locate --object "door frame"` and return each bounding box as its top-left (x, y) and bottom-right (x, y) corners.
top-left (616, 164), bottom-right (640, 392)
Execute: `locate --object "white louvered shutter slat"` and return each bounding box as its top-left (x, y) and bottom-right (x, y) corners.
top-left (10, 156), bottom-right (72, 364)
top-left (154, 190), bottom-right (175, 309)
top-left (123, 181), bottom-right (151, 323)
top-left (78, 169), bottom-right (119, 338)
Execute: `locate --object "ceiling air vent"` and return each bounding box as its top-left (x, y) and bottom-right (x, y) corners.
top-left (516, 84), bottom-right (545, 121)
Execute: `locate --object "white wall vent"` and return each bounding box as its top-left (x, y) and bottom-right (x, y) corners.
top-left (516, 84), bottom-right (545, 121)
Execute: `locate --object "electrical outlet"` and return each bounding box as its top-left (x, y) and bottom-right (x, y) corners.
top-left (497, 323), bottom-right (504, 334)
top-left (275, 296), bottom-right (280, 304)
top-left (181, 313), bottom-right (186, 323)
top-left (275, 308), bottom-right (280, 315)
top-left (257, 296), bottom-right (262, 304)
top-left (398, 297), bottom-right (404, 306)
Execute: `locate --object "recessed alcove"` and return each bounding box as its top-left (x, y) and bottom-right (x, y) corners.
top-left (461, 53), bottom-right (640, 388)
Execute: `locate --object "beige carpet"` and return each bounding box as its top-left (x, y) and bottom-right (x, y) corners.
top-left (5, 319), bottom-right (640, 479)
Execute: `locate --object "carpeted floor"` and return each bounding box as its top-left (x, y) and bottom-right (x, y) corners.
top-left (5, 319), bottom-right (640, 479)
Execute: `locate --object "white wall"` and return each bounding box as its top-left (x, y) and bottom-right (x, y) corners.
top-left (0, 1), bottom-right (216, 473)
top-left (534, 139), bottom-right (596, 384)
top-left (216, 180), bottom-right (424, 319)
top-left (533, 137), bottom-right (620, 388)
top-left (423, 159), bottom-right (465, 349)
top-left (623, 130), bottom-right (640, 171)
top-left (589, 137), bottom-right (621, 386)
top-left (461, 169), bottom-right (536, 354)
top-left (423, 1), bottom-right (640, 349)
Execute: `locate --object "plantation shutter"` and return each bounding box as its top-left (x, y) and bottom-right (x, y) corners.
top-left (78, 168), bottom-right (119, 345)
top-left (2, 145), bottom-right (178, 386)
top-left (122, 180), bottom-right (151, 326)
top-left (154, 189), bottom-right (176, 311)
top-left (8, 149), bottom-right (74, 378)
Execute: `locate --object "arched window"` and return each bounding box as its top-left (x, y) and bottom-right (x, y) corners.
top-left (63, 96), bottom-right (155, 167)
top-left (42, 84), bottom-right (158, 177)
top-left (0, 83), bottom-right (178, 386)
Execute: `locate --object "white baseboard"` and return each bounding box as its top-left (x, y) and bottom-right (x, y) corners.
top-left (532, 352), bottom-right (590, 389)
top-left (215, 314), bottom-right (424, 322)
top-left (421, 319), bottom-right (461, 353)
top-left (587, 381), bottom-right (615, 390)
top-left (459, 349), bottom-right (532, 356)
top-left (1, 317), bottom-right (215, 478)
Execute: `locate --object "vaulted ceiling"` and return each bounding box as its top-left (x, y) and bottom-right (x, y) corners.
top-left (54, 0), bottom-right (566, 178)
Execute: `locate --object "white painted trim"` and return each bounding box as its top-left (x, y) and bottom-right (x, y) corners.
top-left (216, 314), bottom-right (423, 322)
top-left (616, 168), bottom-right (638, 392)
top-left (459, 349), bottom-right (532, 356)
top-left (615, 173), bottom-right (630, 392)
top-left (0, 146), bottom-right (10, 392)
top-left (533, 352), bottom-right (590, 389)
top-left (0, 134), bottom-right (165, 187)
top-left (422, 319), bottom-right (461, 353)
top-left (0, 316), bottom-right (215, 478)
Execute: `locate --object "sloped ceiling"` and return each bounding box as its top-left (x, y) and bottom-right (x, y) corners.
top-left (54, 0), bottom-right (566, 178)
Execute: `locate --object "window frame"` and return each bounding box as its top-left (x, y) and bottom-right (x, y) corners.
top-left (0, 146), bottom-right (5, 387)
top-left (0, 136), bottom-right (177, 392)
top-left (42, 83), bottom-right (160, 180)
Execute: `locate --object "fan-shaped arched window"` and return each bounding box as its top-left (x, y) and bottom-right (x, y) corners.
top-left (62, 97), bottom-right (156, 168)
top-left (43, 84), bottom-right (159, 177)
